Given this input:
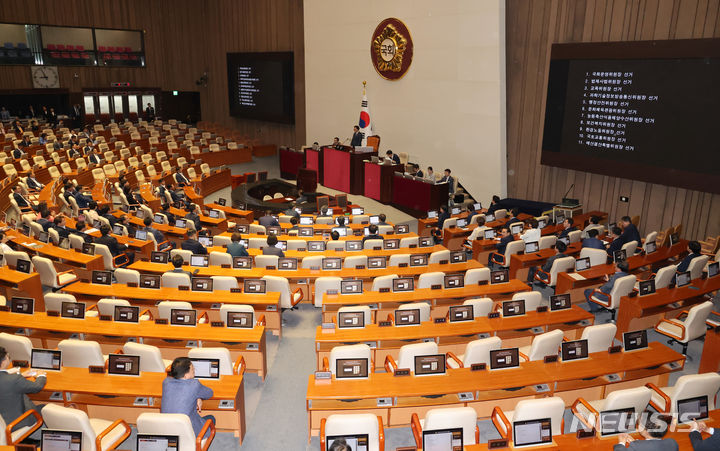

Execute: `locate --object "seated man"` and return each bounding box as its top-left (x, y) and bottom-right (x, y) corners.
top-left (52, 215), bottom-right (71, 240)
top-left (25, 168), bottom-right (44, 192)
top-left (377, 214), bottom-right (388, 226)
top-left (581, 215), bottom-right (601, 239)
top-left (287, 217), bottom-right (299, 232)
top-left (13, 186), bottom-right (37, 213)
top-left (226, 232), bottom-right (249, 257)
top-left (142, 216), bottom-right (169, 249)
top-left (362, 224), bottom-right (382, 246)
top-left (436, 205), bottom-right (450, 229)
top-left (173, 166), bottom-right (189, 187)
top-left (488, 226), bottom-right (513, 266)
top-left (161, 203), bottom-right (177, 225)
top-left (385, 149), bottom-right (400, 164)
top-left (519, 218), bottom-right (540, 244)
top-left (557, 217), bottom-right (576, 239)
top-left (619, 215), bottom-right (642, 247)
top-left (318, 205), bottom-right (331, 217)
top-left (329, 231), bottom-right (340, 241)
top-left (582, 228), bottom-right (605, 249)
top-left (181, 229), bottom-right (207, 255)
top-left (673, 240), bottom-right (703, 282)
top-left (95, 224), bottom-right (133, 264)
top-left (258, 210), bottom-right (279, 229)
top-left (184, 204), bottom-right (203, 232)
top-left (487, 195), bottom-right (501, 215)
top-left (263, 235), bottom-right (285, 257)
top-left (36, 208), bottom-right (53, 232)
top-left (506, 208), bottom-right (522, 225)
top-left (0, 346), bottom-right (47, 437)
top-left (584, 260), bottom-right (629, 313)
top-left (606, 226), bottom-right (624, 257)
top-left (334, 216), bottom-right (351, 235)
top-left (689, 420), bottom-right (720, 450)
top-left (438, 168), bottom-right (454, 193)
top-left (528, 240), bottom-right (567, 284)
top-left (169, 254), bottom-right (192, 278)
top-left (613, 414), bottom-right (677, 451)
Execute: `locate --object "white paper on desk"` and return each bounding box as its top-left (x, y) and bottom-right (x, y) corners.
top-left (568, 273), bottom-right (586, 281)
top-left (86, 228), bottom-right (99, 234)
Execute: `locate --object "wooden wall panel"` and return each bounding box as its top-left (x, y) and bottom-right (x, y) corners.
top-left (506, 0), bottom-right (720, 240)
top-left (0, 0), bottom-right (305, 148)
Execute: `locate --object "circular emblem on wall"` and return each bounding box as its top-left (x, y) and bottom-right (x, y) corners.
top-left (370, 18), bottom-right (413, 81)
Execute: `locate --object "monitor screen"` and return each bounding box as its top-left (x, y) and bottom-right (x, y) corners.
top-left (575, 257), bottom-right (590, 271)
top-left (338, 311), bottom-right (365, 328)
top-left (114, 305), bottom-right (140, 323)
top-left (525, 241), bottom-right (539, 253)
top-left (513, 418), bottom-right (552, 447)
top-left (450, 251), bottom-right (467, 263)
top-left (190, 254), bottom-right (209, 267)
top-left (198, 236), bottom-right (213, 247)
top-left (208, 209), bottom-right (220, 219)
top-left (31, 349), bottom-right (61, 371)
top-left (473, 202), bottom-right (482, 210)
top-left (511, 223), bottom-right (524, 235)
top-left (322, 258), bottom-right (342, 270)
top-left (139, 274), bottom-right (161, 289)
top-left (16, 259), bottom-right (31, 274)
top-left (308, 241), bottom-right (325, 252)
top-left (37, 231), bottom-right (49, 243)
top-left (449, 305), bottom-right (474, 322)
top-left (422, 428), bottom-right (463, 451)
top-left (676, 271), bottom-right (691, 287)
top-left (561, 339), bottom-right (589, 361)
top-left (600, 408), bottom-right (636, 436)
top-left (395, 224), bottom-right (409, 234)
top-left (244, 279), bottom-right (266, 293)
top-left (217, 198), bottom-right (227, 206)
top-left (82, 243), bottom-right (95, 255)
top-left (61, 302), bottom-right (85, 319)
top-left (490, 269), bottom-right (509, 284)
top-left (414, 354), bottom-right (446, 376)
top-left (709, 262), bottom-right (719, 278)
top-left (395, 308), bottom-right (421, 326)
top-left (233, 256), bottom-right (253, 269)
top-left (331, 227), bottom-right (347, 237)
top-left (153, 214), bottom-right (164, 224)
top-left (170, 309), bottom-right (196, 326)
top-left (267, 226), bottom-right (281, 236)
top-left (623, 330), bottom-right (648, 351)
top-left (226, 311), bottom-right (254, 328)
top-left (419, 237), bottom-right (433, 247)
top-left (410, 254), bottom-right (428, 266)
top-left (42, 429), bottom-right (82, 451)
top-left (502, 299), bottom-right (526, 317)
top-left (490, 348), bottom-right (520, 370)
top-left (137, 434), bottom-right (179, 451)
top-left (367, 256), bottom-right (386, 268)
top-left (175, 219), bottom-right (187, 228)
top-left (325, 435), bottom-right (368, 451)
top-left (136, 210), bottom-right (145, 219)
top-left (135, 230), bottom-right (148, 241)
top-left (458, 219), bottom-right (469, 228)
top-left (108, 354), bottom-right (140, 376)
top-left (151, 251), bottom-right (169, 263)
top-left (485, 213), bottom-right (495, 222)
top-left (191, 277), bottom-right (213, 292)
top-left (427, 210), bottom-right (438, 219)
top-left (352, 207), bottom-right (364, 215)
top-left (555, 214), bottom-right (565, 225)
top-left (20, 224), bottom-right (30, 236)
top-left (92, 270), bottom-right (112, 285)
top-left (278, 257), bottom-right (297, 270)
top-left (340, 280), bottom-right (363, 295)
top-left (298, 227), bottom-right (313, 237)
top-left (335, 358), bottom-right (369, 379)
top-left (538, 219), bottom-right (547, 229)
top-left (345, 240), bottom-right (362, 251)
top-left (677, 395), bottom-right (709, 423)
top-left (444, 274), bottom-right (464, 289)
top-left (639, 279), bottom-right (656, 296)
top-left (646, 241), bottom-right (657, 254)
top-left (383, 239), bottom-right (399, 249)
top-left (189, 358), bottom-right (220, 379)
top-left (392, 277), bottom-right (414, 292)
top-left (299, 216), bottom-right (314, 225)
top-left (484, 229), bottom-right (496, 240)
top-left (369, 215), bottom-right (380, 225)
top-left (614, 249), bottom-right (627, 263)
top-left (550, 294), bottom-right (571, 311)
top-left (10, 297), bottom-right (33, 314)
top-left (236, 224), bottom-right (248, 233)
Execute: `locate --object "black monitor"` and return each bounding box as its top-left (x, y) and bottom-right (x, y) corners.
top-left (555, 214), bottom-right (565, 224)
top-left (410, 254), bottom-right (428, 266)
top-left (395, 308), bottom-right (421, 326)
top-left (490, 269), bottom-right (509, 284)
top-left (422, 427), bottom-right (463, 451)
top-left (340, 280), bottom-right (363, 295)
top-left (267, 226), bottom-right (281, 236)
top-left (367, 256), bottom-right (387, 268)
top-left (151, 251), bottom-right (169, 263)
top-left (449, 305), bottom-right (474, 322)
top-left (383, 239), bottom-right (399, 249)
top-left (561, 339), bottom-right (589, 362)
top-left (31, 348), bottom-right (61, 371)
top-left (16, 258), bottom-right (31, 274)
top-left (623, 330), bottom-right (648, 352)
top-left (599, 407), bottom-right (636, 436)
top-left (392, 277), bottom-right (414, 292)
top-left (92, 270), bottom-right (112, 285)
top-left (427, 210), bottom-right (438, 219)
top-left (677, 395), bottom-right (709, 423)
top-left (502, 299), bottom-right (526, 317)
top-left (113, 224), bottom-right (125, 235)
top-left (170, 309), bottom-right (196, 326)
top-left (513, 418), bottom-right (552, 447)
top-left (82, 243), bottom-right (95, 255)
top-left (419, 237), bottom-right (433, 247)
top-left (10, 297), bottom-right (33, 314)
top-left (299, 227), bottom-right (314, 237)
top-left (337, 311), bottom-right (365, 328)
top-left (20, 224), bottom-right (30, 236)
top-left (236, 224), bottom-right (248, 233)
top-left (708, 262), bottom-right (719, 278)
top-left (135, 229), bottom-right (148, 241)
top-left (335, 358), bottom-right (369, 379)
top-left (189, 358), bottom-right (220, 379)
top-left (198, 236), bottom-right (213, 247)
top-left (550, 294), bottom-right (571, 311)
top-left (325, 434), bottom-right (368, 451)
top-left (322, 257), bottom-right (342, 270)
top-left (510, 223), bottom-right (524, 235)
top-left (670, 233), bottom-right (680, 246)
top-left (42, 430), bottom-right (82, 451)
top-left (278, 257), bottom-right (298, 270)
top-left (217, 198), bottom-right (227, 206)
top-left (37, 231), bottom-right (49, 243)
top-left (450, 251), bottom-right (467, 263)
top-left (451, 207), bottom-right (461, 215)
top-left (139, 274), bottom-right (161, 289)
top-left (108, 354), bottom-right (140, 376)
top-left (60, 301), bottom-right (85, 319)
top-left (646, 241), bottom-right (657, 254)
top-left (638, 279), bottom-right (656, 296)
top-left (395, 224), bottom-right (409, 234)
top-left (233, 256), bottom-right (253, 269)
top-left (191, 277), bottom-right (213, 292)
top-left (308, 241), bottom-right (325, 252)
top-left (525, 241), bottom-right (539, 253)
top-left (190, 254), bottom-right (209, 267)
top-left (444, 274), bottom-right (464, 289)
top-left (114, 305), bottom-right (140, 323)
top-left (414, 354), bottom-right (446, 376)
top-left (575, 257), bottom-right (590, 271)
top-left (613, 249), bottom-right (627, 263)
top-left (226, 311), bottom-right (254, 328)
top-left (490, 348), bottom-right (520, 370)
top-left (345, 240), bottom-right (362, 251)
top-left (244, 279), bottom-right (266, 293)
top-left (676, 271), bottom-right (691, 287)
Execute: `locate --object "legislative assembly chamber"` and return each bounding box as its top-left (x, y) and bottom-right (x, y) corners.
top-left (0, 1), bottom-right (718, 450)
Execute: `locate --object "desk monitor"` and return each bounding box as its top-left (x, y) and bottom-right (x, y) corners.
top-left (151, 251), bottom-right (169, 263)
top-left (11, 297), bottom-right (33, 314)
top-left (367, 256), bottom-right (386, 268)
top-left (91, 270), bottom-right (112, 285)
top-left (198, 236), bottom-right (213, 247)
top-left (599, 407), bottom-right (636, 436)
top-left (414, 354), bottom-right (446, 376)
top-left (623, 330), bottom-right (648, 352)
top-left (392, 277), bottom-right (414, 292)
top-left (410, 254), bottom-right (429, 266)
top-left (153, 213), bottom-right (164, 224)
top-left (369, 215), bottom-right (380, 225)
top-left (383, 239), bottom-right (399, 249)
top-left (336, 358), bottom-right (369, 379)
top-left (308, 241), bottom-right (325, 252)
top-left (549, 294), bottom-right (571, 311)
top-left (395, 224), bottom-right (409, 234)
top-left (639, 279), bottom-right (656, 296)
top-left (325, 434), bottom-right (368, 451)
top-left (108, 354), bottom-right (140, 376)
top-left (345, 240), bottom-right (362, 251)
top-left (513, 418), bottom-right (552, 447)
top-left (456, 218), bottom-right (468, 228)
top-left (676, 271), bottom-right (691, 287)
top-left (510, 223), bottom-right (524, 235)
top-left (20, 224), bottom-right (30, 237)
top-left (502, 299), bottom-right (526, 317)
top-left (525, 241), bottom-right (539, 253)
top-left (331, 227), bottom-right (348, 237)
top-left (575, 257), bottom-right (591, 272)
top-left (31, 349), bottom-right (61, 371)
top-left (450, 251), bottom-right (467, 263)
top-left (490, 269), bottom-right (509, 284)
top-left (82, 243), bottom-right (95, 255)
top-left (338, 311), bottom-right (365, 328)
top-left (208, 209), bottom-right (220, 219)
top-left (278, 257), bottom-right (298, 270)
top-left (444, 274), bottom-right (464, 289)
top-left (708, 262), bottom-right (719, 278)
top-left (135, 209), bottom-right (145, 219)
top-left (42, 429), bottom-right (82, 451)
top-left (134, 229), bottom-right (148, 241)
top-left (139, 274), bottom-right (161, 289)
top-left (217, 198), bottom-right (227, 206)
top-left (363, 227), bottom-right (371, 236)
top-left (233, 256), bottom-right (253, 269)
top-left (677, 395), bottom-right (709, 423)
top-left (670, 233), bottom-right (680, 246)
top-left (236, 224), bottom-right (248, 233)
top-left (473, 202), bottom-right (482, 210)
top-left (299, 216), bottom-right (314, 225)
top-left (299, 227), bottom-right (313, 237)
top-left (341, 280), bottom-right (363, 295)
top-left (37, 231), bottom-right (49, 243)
top-left (449, 305), bottom-right (474, 322)
top-left (451, 207), bottom-right (461, 215)
top-left (558, 236), bottom-right (570, 246)
top-left (267, 226), bottom-right (281, 236)
top-left (427, 210), bottom-right (438, 219)
top-left (484, 229), bottom-right (496, 240)
top-left (189, 358), bottom-right (220, 379)
top-left (92, 220), bottom-right (102, 229)
top-left (423, 427), bottom-right (463, 451)
top-left (114, 305), bottom-right (140, 323)
top-left (190, 254), bottom-right (209, 267)
top-left (175, 219), bottom-right (187, 228)
top-left (489, 348), bottom-right (520, 370)
top-left (419, 237), bottom-right (433, 247)
top-left (538, 219), bottom-right (547, 229)
top-left (352, 207), bottom-right (364, 215)
top-left (555, 214), bottom-right (565, 225)
top-left (244, 279), bottom-right (266, 293)
top-left (61, 302), bottom-right (85, 319)
top-left (608, 222), bottom-right (617, 232)
top-left (485, 213), bottom-right (495, 222)
top-left (646, 241), bottom-right (657, 254)
top-left (613, 249), bottom-right (627, 263)
top-left (191, 277), bottom-right (213, 292)
top-left (170, 309), bottom-right (196, 326)
top-left (227, 311), bottom-right (253, 328)
top-left (322, 257), bottom-right (342, 270)
top-left (395, 308), bottom-right (421, 326)
top-left (561, 339), bottom-right (589, 362)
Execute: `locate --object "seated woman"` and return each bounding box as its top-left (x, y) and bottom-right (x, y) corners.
top-left (161, 357), bottom-right (215, 438)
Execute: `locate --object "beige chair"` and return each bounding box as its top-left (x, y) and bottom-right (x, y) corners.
top-left (647, 372), bottom-right (720, 415)
top-left (518, 329), bottom-right (564, 362)
top-left (571, 387), bottom-right (652, 434)
top-left (464, 267), bottom-right (491, 285)
top-left (188, 347), bottom-right (243, 376)
top-left (490, 240), bottom-right (524, 268)
top-left (0, 406), bottom-right (43, 445)
top-left (411, 407), bottom-right (479, 447)
top-left (580, 323), bottom-right (617, 353)
top-left (41, 404), bottom-right (131, 451)
top-left (161, 272), bottom-right (191, 289)
top-left (491, 397), bottom-right (565, 443)
top-left (447, 336), bottom-right (502, 369)
top-left (321, 414), bottom-right (383, 451)
top-left (137, 413), bottom-right (215, 451)
top-left (314, 277), bottom-right (342, 307)
top-left (57, 339), bottom-right (106, 368)
top-left (384, 341), bottom-right (439, 374)
top-left (655, 300), bottom-right (715, 354)
top-left (32, 256), bottom-right (78, 288)
top-left (0, 332), bottom-right (32, 361)
top-left (122, 342), bottom-right (170, 373)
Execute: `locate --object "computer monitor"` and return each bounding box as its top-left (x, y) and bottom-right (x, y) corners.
top-left (409, 254), bottom-right (428, 266)
top-left (42, 429), bottom-right (82, 451)
top-left (484, 229), bottom-right (496, 240)
top-left (189, 358), bottom-right (220, 379)
top-left (561, 339), bottom-right (589, 362)
top-left (134, 229), bottom-right (148, 241)
top-left (575, 257), bottom-right (591, 272)
top-left (278, 257), bottom-right (298, 270)
top-left (16, 258), bottom-right (31, 273)
top-left (639, 279), bottom-right (656, 296)
top-left (139, 274), bottom-right (161, 289)
top-left (244, 279), bottom-right (266, 293)
top-left (308, 241), bottom-right (325, 252)
top-left (352, 207), bottom-right (364, 215)
top-left (525, 241), bottom-right (539, 253)
top-left (549, 294), bottom-right (571, 311)
top-left (646, 241), bottom-right (657, 254)
top-left (558, 236), bottom-right (570, 246)
top-left (708, 262), bottom-right (719, 278)
top-left (419, 237), bottom-right (433, 247)
top-left (60, 302), bottom-right (85, 319)
top-left (489, 348), bottom-right (520, 370)
top-left (456, 218), bottom-right (467, 228)
top-left (153, 213), bottom-right (165, 224)
top-left (322, 258), bottom-right (342, 270)
top-left (392, 277), bottom-right (414, 292)
top-left (369, 215), bottom-right (380, 224)
top-left (299, 216), bottom-right (314, 225)
top-left (450, 251), bottom-right (467, 263)
top-left (367, 256), bottom-right (386, 268)
top-left (190, 254), bottom-right (209, 267)
top-left (82, 243), bottom-right (95, 255)
top-left (226, 311), bottom-right (254, 328)
top-left (422, 428), bottom-right (463, 451)
top-left (513, 418), bottom-right (552, 447)
top-left (510, 223), bottom-right (524, 235)
top-left (395, 308), bottom-right (421, 326)
top-left (217, 198), bottom-right (227, 206)
top-left (20, 224), bottom-right (30, 237)
top-left (135, 209), bottom-right (145, 219)
top-left (37, 231), bottom-right (49, 243)
top-left (10, 297), bottom-right (33, 314)
top-left (170, 309), bottom-right (196, 326)
top-left (395, 224), bottom-right (409, 234)
top-left (338, 311), bottom-right (365, 328)
top-left (427, 210), bottom-right (438, 219)
top-left (175, 219), bottom-right (187, 228)
top-left (490, 269), bottom-right (509, 284)
top-left (91, 270), bottom-right (112, 285)
top-left (444, 274), bottom-right (464, 289)
top-left (340, 280), bottom-right (363, 295)
top-left (233, 256), bottom-right (253, 269)
top-left (267, 226), bottom-right (281, 236)
top-left (191, 277), bottom-right (213, 292)
top-left (677, 395), bottom-right (709, 423)
top-left (335, 358), bottom-right (369, 379)
top-left (299, 227), bottom-right (314, 237)
top-left (236, 224), bottom-right (248, 233)
top-left (114, 305), bottom-right (140, 323)
top-left (208, 209), bottom-right (220, 219)
top-left (473, 202), bottom-right (482, 210)
top-left (151, 251), bottom-right (169, 263)
top-left (555, 214), bottom-right (565, 224)
top-left (108, 354), bottom-right (140, 376)
top-left (599, 408), bottom-right (636, 436)
top-left (345, 240), bottom-right (362, 251)
top-left (502, 299), bottom-right (526, 317)
top-left (449, 305), bottom-right (474, 322)
top-left (485, 213), bottom-right (495, 222)
top-left (613, 249), bottom-right (627, 263)
top-left (325, 434), bottom-right (368, 451)
top-left (676, 271), bottom-right (691, 287)
top-left (538, 219), bottom-right (547, 229)
top-left (363, 227), bottom-right (371, 237)
top-left (670, 233), bottom-right (680, 246)
top-left (331, 227), bottom-right (348, 237)
top-left (198, 236), bottom-right (213, 247)
top-left (414, 354), bottom-right (446, 376)
top-left (623, 330), bottom-right (648, 352)
top-left (383, 239), bottom-right (399, 250)
top-left (31, 349), bottom-right (61, 371)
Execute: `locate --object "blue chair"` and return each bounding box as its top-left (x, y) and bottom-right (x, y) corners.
top-left (16, 42), bottom-right (27, 49)
top-left (3, 42), bottom-right (13, 49)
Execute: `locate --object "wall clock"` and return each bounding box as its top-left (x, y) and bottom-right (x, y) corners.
top-left (31, 66), bottom-right (60, 89)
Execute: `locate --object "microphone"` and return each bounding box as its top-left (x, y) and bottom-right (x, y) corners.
top-left (562, 184), bottom-right (575, 199)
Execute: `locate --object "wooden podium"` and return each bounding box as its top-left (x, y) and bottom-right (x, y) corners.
top-left (322, 146), bottom-right (377, 194)
top-left (364, 161), bottom-right (403, 203)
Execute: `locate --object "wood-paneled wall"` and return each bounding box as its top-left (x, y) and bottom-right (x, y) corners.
top-left (0, 0), bottom-right (305, 147)
top-left (506, 0), bottom-right (720, 240)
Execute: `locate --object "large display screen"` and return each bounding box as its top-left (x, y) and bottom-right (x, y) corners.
top-left (541, 39), bottom-right (720, 193)
top-left (226, 52), bottom-right (294, 124)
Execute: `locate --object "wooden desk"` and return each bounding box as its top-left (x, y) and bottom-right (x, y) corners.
top-left (205, 203), bottom-right (254, 223)
top-left (442, 214), bottom-right (533, 250)
top-left (392, 174), bottom-right (448, 217)
top-left (0, 311), bottom-right (268, 379)
top-left (700, 326), bottom-right (720, 374)
top-left (169, 206), bottom-right (227, 235)
top-left (364, 162), bottom-right (404, 203)
top-left (306, 342), bottom-right (683, 438)
top-left (322, 146), bottom-right (376, 194)
top-left (6, 229), bottom-right (105, 273)
top-left (508, 242), bottom-right (583, 280)
top-left (0, 266), bottom-right (44, 310)
top-left (315, 305), bottom-right (592, 370)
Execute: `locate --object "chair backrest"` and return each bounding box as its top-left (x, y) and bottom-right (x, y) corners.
top-left (621, 240), bottom-right (638, 255)
top-left (208, 275), bottom-right (237, 291)
top-left (462, 298), bottom-right (494, 318)
top-left (388, 254), bottom-right (409, 267)
top-left (464, 268), bottom-right (491, 285)
top-left (44, 293), bottom-right (77, 312)
top-left (538, 235), bottom-right (557, 250)
top-left (157, 301), bottom-right (192, 320)
top-left (398, 302), bottom-right (430, 322)
top-left (599, 387), bottom-right (652, 424)
top-left (161, 272), bottom-right (191, 289)
top-left (399, 236), bottom-right (419, 248)
top-left (546, 256), bottom-right (576, 286)
top-left (286, 240), bottom-right (305, 251)
top-left (57, 339), bottom-right (105, 368)
top-left (31, 255), bottom-right (61, 287)
top-left (137, 413), bottom-right (198, 451)
top-left (96, 298), bottom-right (131, 316)
top-left (579, 248), bottom-right (607, 267)
top-left (342, 255), bottom-right (368, 269)
top-left (462, 336), bottom-right (502, 367)
top-left (429, 249), bottom-right (451, 265)
top-left (670, 373), bottom-right (720, 411)
top-left (41, 404), bottom-right (98, 451)
top-left (397, 341), bottom-right (439, 373)
top-left (417, 271), bottom-right (445, 289)
top-left (208, 251), bottom-right (232, 267)
top-left (123, 342), bottom-right (167, 373)
top-left (494, 209), bottom-right (507, 219)
top-left (511, 396), bottom-right (565, 437)
top-left (580, 323), bottom-right (617, 353)
top-left (683, 301), bottom-right (714, 342)
top-left (527, 329), bottom-right (564, 361)
top-left (188, 347), bottom-right (233, 375)
top-left (324, 414), bottom-right (381, 451)
top-left (688, 255), bottom-right (710, 280)
top-left (169, 249), bottom-right (192, 263)
top-left (326, 241), bottom-right (345, 251)
top-left (608, 275), bottom-right (637, 309)
top-left (4, 250), bottom-right (32, 270)
top-left (568, 230), bottom-right (582, 243)
top-left (92, 243), bottom-right (115, 270)
top-left (314, 277), bottom-right (342, 307)
top-left (643, 231), bottom-right (658, 252)
top-left (511, 291), bottom-right (542, 312)
top-left (261, 275), bottom-right (293, 309)
top-left (0, 332), bottom-right (32, 361)
top-left (654, 265), bottom-right (677, 290)
top-left (301, 255), bottom-right (323, 269)
top-left (329, 344), bottom-right (372, 375)
top-left (371, 274), bottom-right (399, 291)
top-left (114, 268), bottom-right (140, 285)
top-left (502, 240), bottom-right (525, 267)
top-left (423, 407), bottom-right (479, 445)
top-left (442, 218), bottom-right (457, 229)
top-left (255, 255), bottom-right (279, 269)
top-left (363, 239), bottom-right (384, 250)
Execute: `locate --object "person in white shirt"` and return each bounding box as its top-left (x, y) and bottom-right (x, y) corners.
top-left (0, 231), bottom-right (13, 254)
top-left (519, 219), bottom-right (541, 244)
top-left (581, 215), bottom-right (601, 239)
top-left (424, 166), bottom-right (436, 182)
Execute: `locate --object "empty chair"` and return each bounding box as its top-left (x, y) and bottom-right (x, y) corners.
top-left (647, 372), bottom-right (720, 414)
top-left (580, 323), bottom-right (617, 353)
top-left (399, 236), bottom-right (418, 248)
top-left (343, 255), bottom-right (368, 269)
top-left (135, 170), bottom-right (146, 184)
top-left (621, 240), bottom-right (638, 256)
top-left (643, 231), bottom-right (658, 252)
top-left (533, 256), bottom-right (575, 287)
top-left (57, 339), bottom-right (106, 368)
top-left (428, 249), bottom-right (451, 264)
top-left (188, 347), bottom-right (241, 375)
top-left (442, 218), bottom-right (457, 229)
top-left (137, 413), bottom-right (215, 451)
top-left (447, 336), bottom-right (502, 369)
top-left (326, 241), bottom-right (345, 252)
top-left (0, 332), bottom-right (32, 361)
top-left (262, 275), bottom-right (303, 309)
top-left (493, 208), bottom-right (507, 219)
top-left (96, 298), bottom-right (149, 321)
top-left (60, 161), bottom-right (73, 174)
top-left (301, 255), bottom-right (323, 269)
top-left (161, 272), bottom-right (191, 288)
top-left (385, 341), bottom-right (439, 374)
top-left (321, 414), bottom-right (383, 451)
top-left (219, 304), bottom-right (257, 328)
top-left (491, 397), bottom-right (565, 442)
top-left (114, 160), bottom-right (126, 174)
top-left (464, 267), bottom-right (491, 285)
top-left (146, 165), bottom-right (158, 178)
top-left (212, 235), bottom-right (231, 246)
top-left (588, 275), bottom-right (636, 320)
top-left (463, 297), bottom-right (494, 318)
top-left (255, 255), bottom-right (279, 269)
top-left (411, 407), bottom-right (479, 447)
top-left (377, 225), bottom-right (394, 235)
top-left (325, 344), bottom-right (373, 374)
top-left (538, 235), bottom-right (557, 250)
top-left (363, 239), bottom-right (383, 250)
top-left (208, 251), bottom-right (232, 266)
top-left (518, 329), bottom-right (564, 362)
top-left (114, 268), bottom-right (140, 285)
top-left (44, 293), bottom-right (87, 315)
top-left (3, 250), bottom-right (32, 271)
top-left (371, 274), bottom-right (398, 291)
top-left (655, 300), bottom-right (715, 354)
top-left (653, 265), bottom-right (677, 290)
top-left (579, 248), bottom-right (607, 267)
top-left (122, 342), bottom-right (170, 373)
top-left (248, 224), bottom-right (266, 234)
top-left (388, 254), bottom-right (409, 267)
top-left (397, 302), bottom-right (430, 322)
top-left (417, 271), bottom-right (444, 289)
top-left (41, 404), bottom-right (131, 451)
top-left (352, 215), bottom-right (369, 224)
top-left (93, 243), bottom-right (128, 270)
top-left (32, 256), bottom-right (78, 288)
top-left (314, 277), bottom-right (342, 307)
top-left (567, 230), bottom-right (582, 243)
top-left (157, 301), bottom-right (193, 321)
top-left (47, 166), bottom-right (61, 180)
top-left (285, 240), bottom-right (306, 251)
top-left (210, 276), bottom-right (238, 291)
top-left (571, 387), bottom-right (652, 434)
top-left (506, 291), bottom-right (542, 313)
top-left (248, 237), bottom-right (266, 249)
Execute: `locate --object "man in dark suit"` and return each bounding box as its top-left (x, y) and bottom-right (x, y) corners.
top-left (99, 205), bottom-right (118, 227)
top-left (13, 186), bottom-right (36, 212)
top-left (263, 235), bottom-right (285, 257)
top-left (145, 103), bottom-right (155, 121)
top-left (226, 232), bottom-right (249, 257)
top-left (689, 420), bottom-right (720, 450)
top-left (142, 217), bottom-right (166, 248)
top-left (95, 224), bottom-right (133, 263)
top-left (362, 224), bottom-right (382, 246)
top-left (25, 168), bottom-right (43, 191)
top-left (677, 241), bottom-right (703, 273)
top-left (557, 217), bottom-right (577, 239)
top-left (12, 147), bottom-right (24, 159)
top-left (489, 226), bottom-right (513, 266)
top-left (258, 211), bottom-right (280, 229)
top-left (613, 415), bottom-right (677, 450)
top-left (377, 214), bottom-right (388, 226)
top-left (184, 204), bottom-right (202, 231)
top-left (71, 104), bottom-right (83, 129)
top-left (169, 254), bottom-right (192, 278)
top-left (506, 208), bottom-right (522, 225)
top-left (585, 260), bottom-right (629, 313)
top-left (37, 209), bottom-right (52, 232)
top-left (350, 125), bottom-right (363, 147)
top-left (88, 148), bottom-right (102, 165)
top-left (606, 226), bottom-right (624, 257)
top-left (47, 108), bottom-right (57, 126)
top-left (582, 229), bottom-right (605, 249)
top-left (0, 347), bottom-right (47, 435)
top-left (438, 168), bottom-right (454, 194)
top-left (51, 215), bottom-right (72, 239)
top-left (181, 229), bottom-right (207, 255)
top-left (174, 167), bottom-right (189, 187)
top-left (384, 150), bottom-right (400, 165)
top-left (619, 215), bottom-right (642, 247)
top-left (161, 203), bottom-right (177, 225)
top-left (487, 195), bottom-right (501, 215)
top-left (527, 240), bottom-right (568, 284)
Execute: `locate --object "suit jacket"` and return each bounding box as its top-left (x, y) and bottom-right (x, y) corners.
top-left (0, 371), bottom-right (46, 430)
top-left (620, 223), bottom-right (642, 246)
top-left (558, 226), bottom-right (577, 239)
top-left (258, 215), bottom-right (280, 228)
top-left (95, 234), bottom-right (126, 256)
top-left (690, 428), bottom-right (720, 451)
top-left (89, 153), bottom-right (102, 165)
top-left (184, 212), bottom-right (201, 231)
top-left (607, 237), bottom-right (624, 256)
top-left (262, 246), bottom-right (285, 257)
top-left (145, 226), bottom-right (165, 245)
top-left (103, 213), bottom-right (118, 227)
top-left (599, 271), bottom-right (629, 295)
top-left (350, 132), bottom-right (363, 147)
top-left (37, 218), bottom-right (52, 232)
top-left (541, 252), bottom-right (567, 272)
top-left (677, 252), bottom-right (702, 273)
top-left (26, 177), bottom-right (43, 191)
top-left (53, 225), bottom-right (71, 239)
top-left (175, 172), bottom-right (189, 185)
top-left (226, 242), bottom-right (249, 257)
top-left (439, 175), bottom-right (454, 193)
top-left (13, 193), bottom-right (30, 208)
top-left (496, 234), bottom-right (514, 255)
top-left (181, 239), bottom-right (207, 255)
top-left (437, 212), bottom-right (451, 229)
top-left (613, 438), bottom-right (678, 451)
top-left (12, 148), bottom-right (23, 159)
top-left (161, 377), bottom-right (212, 438)
top-left (582, 237), bottom-right (605, 250)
